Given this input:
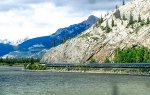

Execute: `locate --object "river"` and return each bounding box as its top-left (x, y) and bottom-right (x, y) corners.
top-left (0, 67), bottom-right (150, 95)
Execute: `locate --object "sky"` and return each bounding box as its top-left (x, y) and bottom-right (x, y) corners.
top-left (0, 0), bottom-right (130, 42)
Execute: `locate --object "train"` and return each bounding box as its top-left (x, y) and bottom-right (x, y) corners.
top-left (41, 63), bottom-right (150, 68)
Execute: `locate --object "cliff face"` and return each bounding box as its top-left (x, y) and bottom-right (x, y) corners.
top-left (41, 0), bottom-right (150, 64)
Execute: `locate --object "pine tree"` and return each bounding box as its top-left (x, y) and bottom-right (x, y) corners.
top-left (122, 14), bottom-right (126, 20)
top-left (131, 24), bottom-right (134, 29)
top-left (30, 58), bottom-right (34, 64)
top-left (95, 22), bottom-right (98, 28)
top-left (100, 15), bottom-right (104, 24)
top-left (147, 17), bottom-right (150, 24)
top-left (61, 38), bottom-right (67, 44)
top-left (106, 20), bottom-right (111, 33)
top-left (116, 5), bottom-right (118, 10)
top-left (106, 20), bottom-right (109, 28)
top-left (128, 12), bottom-right (134, 25)
top-left (98, 19), bottom-right (100, 25)
top-left (111, 19), bottom-right (114, 27)
top-left (114, 9), bottom-right (121, 19)
top-left (138, 14), bottom-right (141, 22)
top-left (104, 57), bottom-right (111, 63)
top-left (122, 0), bottom-right (125, 5)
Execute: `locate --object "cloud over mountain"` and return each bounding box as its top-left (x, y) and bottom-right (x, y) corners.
top-left (0, 0), bottom-right (129, 42)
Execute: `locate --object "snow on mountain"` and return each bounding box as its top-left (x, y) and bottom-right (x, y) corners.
top-left (0, 39), bottom-right (11, 44)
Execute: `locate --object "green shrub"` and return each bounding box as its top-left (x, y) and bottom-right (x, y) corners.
top-left (90, 58), bottom-right (97, 63)
top-left (104, 57), bottom-right (111, 63)
top-left (25, 63), bottom-right (47, 70)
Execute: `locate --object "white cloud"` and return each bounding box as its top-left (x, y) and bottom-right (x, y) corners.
top-left (0, 2), bottom-right (103, 42)
top-left (0, 0), bottom-right (130, 42)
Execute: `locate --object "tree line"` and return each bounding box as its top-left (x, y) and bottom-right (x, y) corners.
top-left (0, 57), bottom-right (40, 65)
top-left (113, 46), bottom-right (150, 63)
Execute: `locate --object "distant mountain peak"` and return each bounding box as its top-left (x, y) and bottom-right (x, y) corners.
top-left (53, 15), bottom-right (98, 37)
top-left (87, 15), bottom-right (98, 21)
top-left (83, 15), bottom-right (99, 25)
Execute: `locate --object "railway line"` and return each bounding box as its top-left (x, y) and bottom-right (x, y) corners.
top-left (42, 63), bottom-right (150, 68)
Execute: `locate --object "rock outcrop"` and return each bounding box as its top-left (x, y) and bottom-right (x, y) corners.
top-left (41, 0), bottom-right (150, 64)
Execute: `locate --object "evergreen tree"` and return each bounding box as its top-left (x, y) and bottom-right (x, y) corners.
top-left (98, 19), bottom-right (101, 25)
top-left (111, 18), bottom-right (115, 27)
top-left (114, 9), bottom-right (121, 19)
top-left (94, 22), bottom-right (98, 28)
top-left (106, 20), bottom-right (111, 33)
top-left (0, 58), bottom-right (3, 63)
top-left (138, 14), bottom-right (141, 22)
top-left (104, 57), bottom-right (111, 63)
top-left (61, 38), bottom-right (67, 44)
top-left (122, 14), bottom-right (126, 20)
top-left (147, 17), bottom-right (150, 24)
top-left (128, 12), bottom-right (134, 25)
top-left (100, 15), bottom-right (104, 24)
top-left (116, 5), bottom-right (118, 10)
top-left (131, 24), bottom-right (134, 29)
top-left (106, 20), bottom-right (109, 28)
top-left (30, 58), bottom-right (34, 64)
top-left (122, 0), bottom-right (125, 5)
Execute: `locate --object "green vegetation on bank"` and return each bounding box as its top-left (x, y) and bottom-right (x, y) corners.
top-left (0, 57), bottom-right (40, 66)
top-left (24, 63), bottom-right (47, 70)
top-left (0, 57), bottom-right (47, 70)
top-left (113, 46), bottom-right (150, 63)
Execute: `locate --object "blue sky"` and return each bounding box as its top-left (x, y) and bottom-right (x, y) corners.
top-left (0, 0), bottom-right (130, 42)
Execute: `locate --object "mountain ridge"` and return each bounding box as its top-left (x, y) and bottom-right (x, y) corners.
top-left (41, 0), bottom-right (150, 64)
top-left (3, 15), bottom-right (98, 58)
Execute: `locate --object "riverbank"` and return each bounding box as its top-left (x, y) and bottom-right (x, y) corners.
top-left (1, 65), bottom-right (150, 76)
top-left (26, 67), bottom-right (150, 76)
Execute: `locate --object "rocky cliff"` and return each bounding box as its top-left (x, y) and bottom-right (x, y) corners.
top-left (41, 0), bottom-right (150, 64)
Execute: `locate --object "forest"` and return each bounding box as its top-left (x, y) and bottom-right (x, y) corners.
top-left (0, 57), bottom-right (40, 66)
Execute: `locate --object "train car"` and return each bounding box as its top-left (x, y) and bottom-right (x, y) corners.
top-left (44, 63), bottom-right (150, 68)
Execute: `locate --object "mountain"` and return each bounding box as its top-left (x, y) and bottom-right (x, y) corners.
top-left (3, 15), bottom-right (98, 58)
top-left (0, 43), bottom-right (14, 56)
top-left (41, 0), bottom-right (150, 64)
top-left (0, 38), bottom-right (29, 57)
top-left (18, 15), bottom-right (98, 51)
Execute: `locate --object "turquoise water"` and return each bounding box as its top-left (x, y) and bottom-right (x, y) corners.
top-left (0, 67), bottom-right (150, 95)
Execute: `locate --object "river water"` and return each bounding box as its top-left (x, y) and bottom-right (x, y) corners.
top-left (0, 67), bottom-right (150, 95)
